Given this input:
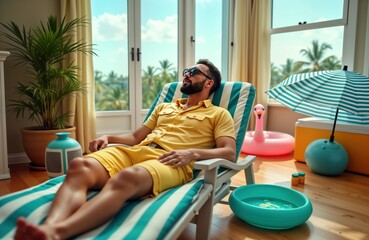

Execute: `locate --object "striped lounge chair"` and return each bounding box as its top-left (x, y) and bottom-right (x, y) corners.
top-left (0, 81), bottom-right (256, 239)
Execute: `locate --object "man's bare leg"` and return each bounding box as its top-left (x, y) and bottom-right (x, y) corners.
top-left (46, 157), bottom-right (110, 224)
top-left (14, 157), bottom-right (110, 240)
top-left (15, 165), bottom-right (153, 240)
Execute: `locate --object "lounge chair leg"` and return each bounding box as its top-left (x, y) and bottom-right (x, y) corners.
top-left (196, 195), bottom-right (213, 240)
top-left (244, 164), bottom-right (255, 184)
top-left (195, 166), bottom-right (218, 240)
top-left (244, 156), bottom-right (256, 184)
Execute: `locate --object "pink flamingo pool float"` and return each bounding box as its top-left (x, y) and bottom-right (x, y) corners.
top-left (241, 104), bottom-right (295, 156)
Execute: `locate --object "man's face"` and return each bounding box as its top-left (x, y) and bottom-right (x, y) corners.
top-left (180, 65), bottom-right (210, 95)
top-left (180, 78), bottom-right (207, 95)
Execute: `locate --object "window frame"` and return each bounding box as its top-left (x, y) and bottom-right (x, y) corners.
top-left (269, 0), bottom-right (358, 104)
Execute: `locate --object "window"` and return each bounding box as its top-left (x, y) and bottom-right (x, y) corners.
top-left (92, 0), bottom-right (178, 114)
top-left (92, 0), bottom-right (228, 111)
top-left (92, 0), bottom-right (129, 111)
top-left (272, 0), bottom-right (345, 28)
top-left (91, 0), bottom-right (230, 135)
top-left (141, 0), bottom-right (178, 109)
top-left (270, 0), bottom-right (355, 88)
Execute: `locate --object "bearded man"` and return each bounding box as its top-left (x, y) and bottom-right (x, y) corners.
top-left (14, 59), bottom-right (236, 240)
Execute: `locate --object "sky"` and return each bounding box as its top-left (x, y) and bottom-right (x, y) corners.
top-left (91, 0), bottom-right (345, 77)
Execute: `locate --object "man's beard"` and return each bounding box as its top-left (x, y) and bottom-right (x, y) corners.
top-left (180, 79), bottom-right (207, 95)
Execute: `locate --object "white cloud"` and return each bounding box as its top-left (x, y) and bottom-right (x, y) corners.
top-left (93, 13), bottom-right (177, 44)
top-left (92, 13), bottom-right (128, 41)
top-left (141, 15), bottom-right (177, 43)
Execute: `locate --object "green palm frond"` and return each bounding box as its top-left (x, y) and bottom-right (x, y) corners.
top-left (0, 15), bottom-right (95, 129)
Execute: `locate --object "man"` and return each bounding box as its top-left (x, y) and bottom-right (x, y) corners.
top-left (14, 59), bottom-right (236, 240)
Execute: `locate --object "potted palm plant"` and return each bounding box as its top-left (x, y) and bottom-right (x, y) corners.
top-left (0, 15), bottom-right (95, 169)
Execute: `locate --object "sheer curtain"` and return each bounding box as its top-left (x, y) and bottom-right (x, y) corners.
top-left (60, 0), bottom-right (96, 153)
top-left (230, 0), bottom-right (271, 129)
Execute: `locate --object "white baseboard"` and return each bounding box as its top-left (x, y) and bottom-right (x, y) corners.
top-left (8, 152), bottom-right (31, 165)
top-left (0, 172), bottom-right (10, 180)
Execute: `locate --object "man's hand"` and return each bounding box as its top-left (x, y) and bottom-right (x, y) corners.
top-left (89, 136), bottom-right (109, 152)
top-left (158, 150), bottom-right (195, 168)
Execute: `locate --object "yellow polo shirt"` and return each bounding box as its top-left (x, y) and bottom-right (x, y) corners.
top-left (140, 99), bottom-right (235, 150)
top-left (87, 98), bottom-right (236, 196)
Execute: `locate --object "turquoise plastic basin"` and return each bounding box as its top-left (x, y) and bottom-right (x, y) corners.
top-left (229, 184), bottom-right (313, 230)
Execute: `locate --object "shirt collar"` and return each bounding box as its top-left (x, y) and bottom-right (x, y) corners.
top-left (176, 98), bottom-right (212, 108)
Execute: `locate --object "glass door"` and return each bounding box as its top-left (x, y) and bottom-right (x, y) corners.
top-left (92, 0), bottom-right (178, 132)
top-left (92, 0), bottom-right (130, 111)
top-left (140, 0), bottom-right (178, 110)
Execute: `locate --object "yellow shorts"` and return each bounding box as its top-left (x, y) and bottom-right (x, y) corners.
top-left (86, 145), bottom-right (194, 196)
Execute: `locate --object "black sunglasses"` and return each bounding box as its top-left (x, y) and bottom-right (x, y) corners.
top-left (182, 67), bottom-right (211, 79)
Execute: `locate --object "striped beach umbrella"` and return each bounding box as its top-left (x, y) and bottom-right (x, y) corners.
top-left (266, 66), bottom-right (369, 142)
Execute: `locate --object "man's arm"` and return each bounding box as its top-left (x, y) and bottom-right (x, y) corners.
top-left (158, 136), bottom-right (236, 168)
top-left (89, 125), bottom-right (153, 152)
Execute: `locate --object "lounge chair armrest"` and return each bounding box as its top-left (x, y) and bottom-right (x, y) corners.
top-left (194, 155), bottom-right (256, 171)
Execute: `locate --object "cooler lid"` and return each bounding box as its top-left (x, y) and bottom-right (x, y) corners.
top-left (296, 117), bottom-right (369, 134)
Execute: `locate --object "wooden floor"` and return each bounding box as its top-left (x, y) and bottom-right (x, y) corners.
top-left (1, 153), bottom-right (369, 240)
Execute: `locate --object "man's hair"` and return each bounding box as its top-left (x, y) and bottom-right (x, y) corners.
top-left (197, 59), bottom-right (221, 95)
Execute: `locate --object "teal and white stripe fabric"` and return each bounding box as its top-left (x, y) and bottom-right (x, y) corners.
top-left (0, 81), bottom-right (255, 239)
top-left (0, 175), bottom-right (204, 239)
top-left (266, 70), bottom-right (369, 125)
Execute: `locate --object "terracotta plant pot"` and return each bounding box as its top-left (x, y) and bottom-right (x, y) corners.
top-left (21, 126), bottom-right (76, 170)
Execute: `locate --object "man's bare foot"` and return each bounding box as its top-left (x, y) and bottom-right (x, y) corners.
top-left (14, 218), bottom-right (60, 240)
top-left (14, 217), bottom-right (27, 240)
